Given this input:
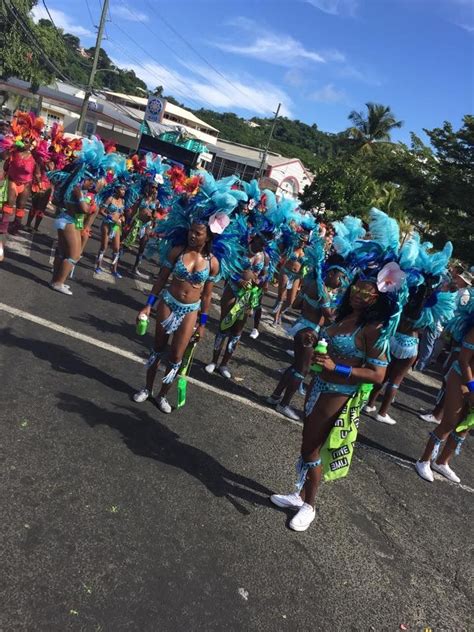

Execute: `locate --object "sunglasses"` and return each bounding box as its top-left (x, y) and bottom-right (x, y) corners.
top-left (350, 285), bottom-right (378, 298)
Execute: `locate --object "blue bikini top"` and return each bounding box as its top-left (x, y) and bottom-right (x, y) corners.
top-left (141, 200), bottom-right (156, 210)
top-left (251, 259), bottom-right (265, 273)
top-left (289, 252), bottom-right (305, 265)
top-left (107, 201), bottom-right (123, 213)
top-left (173, 253), bottom-right (211, 286)
top-left (322, 324), bottom-right (366, 360)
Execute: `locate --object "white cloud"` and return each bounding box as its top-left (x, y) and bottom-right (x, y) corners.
top-left (458, 22), bottom-right (474, 31)
top-left (31, 5), bottom-right (93, 38)
top-left (213, 17), bottom-right (345, 67)
top-left (112, 58), bottom-right (293, 117)
top-left (111, 4), bottom-right (149, 23)
top-left (305, 0), bottom-right (358, 16)
top-left (310, 83), bottom-right (346, 103)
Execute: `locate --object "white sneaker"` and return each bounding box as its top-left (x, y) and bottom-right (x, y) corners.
top-left (133, 388), bottom-right (152, 403)
top-left (415, 460), bottom-right (434, 482)
top-left (134, 269), bottom-right (149, 279)
top-left (205, 363), bottom-right (216, 374)
top-left (249, 328), bottom-right (259, 339)
top-left (270, 492), bottom-right (304, 510)
top-left (157, 396), bottom-right (172, 414)
top-left (363, 405), bottom-right (377, 413)
top-left (419, 413), bottom-right (441, 424)
top-left (289, 503), bottom-right (316, 531)
top-left (431, 462), bottom-right (461, 483)
top-left (218, 365), bottom-right (232, 379)
top-left (375, 413), bottom-right (396, 425)
top-left (266, 394), bottom-right (282, 406)
top-left (50, 282), bottom-right (73, 296)
top-left (286, 349), bottom-right (295, 357)
top-left (276, 404), bottom-right (301, 421)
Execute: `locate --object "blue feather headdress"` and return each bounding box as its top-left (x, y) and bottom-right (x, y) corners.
top-left (48, 136), bottom-right (124, 207)
top-left (145, 173), bottom-right (247, 281)
top-left (445, 288), bottom-right (474, 342)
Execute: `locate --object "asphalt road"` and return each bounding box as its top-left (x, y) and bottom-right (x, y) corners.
top-left (0, 213), bottom-right (472, 632)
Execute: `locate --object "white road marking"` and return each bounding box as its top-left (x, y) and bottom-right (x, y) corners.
top-left (49, 242), bottom-right (56, 266)
top-left (0, 301), bottom-right (472, 494)
top-left (93, 270), bottom-right (116, 284)
top-left (5, 232), bottom-right (33, 258)
top-left (134, 279), bottom-right (153, 294)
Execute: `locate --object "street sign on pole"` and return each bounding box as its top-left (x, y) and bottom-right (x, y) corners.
top-left (144, 97), bottom-right (166, 123)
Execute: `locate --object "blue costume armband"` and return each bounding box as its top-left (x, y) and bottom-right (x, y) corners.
top-left (467, 380), bottom-right (474, 393)
top-left (462, 341), bottom-right (474, 351)
top-left (334, 364), bottom-right (352, 378)
top-left (146, 294), bottom-right (158, 307)
top-left (199, 313), bottom-right (208, 326)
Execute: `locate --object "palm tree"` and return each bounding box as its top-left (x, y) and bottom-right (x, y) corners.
top-left (348, 103), bottom-right (403, 150)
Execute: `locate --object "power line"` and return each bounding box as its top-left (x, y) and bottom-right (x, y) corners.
top-left (5, 0), bottom-right (83, 87)
top-left (112, 2), bottom-right (250, 110)
top-left (40, 0), bottom-right (92, 70)
top-left (84, 0), bottom-right (96, 29)
top-left (106, 25), bottom-right (215, 111)
top-left (144, 0), bottom-right (253, 104)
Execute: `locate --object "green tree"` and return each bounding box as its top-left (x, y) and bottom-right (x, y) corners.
top-left (299, 157), bottom-right (377, 219)
top-left (0, 0), bottom-right (65, 86)
top-left (348, 102), bottom-right (403, 150)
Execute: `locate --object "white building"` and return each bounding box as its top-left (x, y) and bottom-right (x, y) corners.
top-left (209, 139), bottom-right (313, 199)
top-left (100, 90), bottom-right (219, 147)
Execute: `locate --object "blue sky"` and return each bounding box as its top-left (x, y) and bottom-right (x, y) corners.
top-left (32, 0), bottom-right (473, 143)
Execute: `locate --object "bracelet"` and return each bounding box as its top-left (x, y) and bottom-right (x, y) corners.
top-left (467, 380), bottom-right (474, 392)
top-left (199, 313), bottom-right (208, 326)
top-left (146, 294), bottom-right (158, 307)
top-left (334, 364), bottom-right (352, 378)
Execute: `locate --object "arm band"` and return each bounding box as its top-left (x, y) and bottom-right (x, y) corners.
top-left (334, 364), bottom-right (352, 378)
top-left (199, 313), bottom-right (208, 326)
top-left (146, 294), bottom-right (158, 307)
top-left (467, 380), bottom-right (474, 392)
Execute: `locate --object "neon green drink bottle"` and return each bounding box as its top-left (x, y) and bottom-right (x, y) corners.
top-left (136, 314), bottom-right (149, 336)
top-left (310, 338), bottom-right (328, 373)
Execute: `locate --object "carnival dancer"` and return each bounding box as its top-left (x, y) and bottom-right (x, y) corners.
top-left (415, 291), bottom-right (474, 484)
top-left (267, 229), bottom-right (352, 421)
top-left (47, 136), bottom-right (122, 294)
top-left (0, 111), bottom-right (43, 259)
top-left (272, 227), bottom-right (311, 327)
top-left (26, 150), bottom-right (54, 233)
top-left (205, 189), bottom-right (284, 379)
top-left (94, 183), bottom-right (126, 278)
top-left (269, 208), bottom-right (409, 531)
top-left (365, 237), bottom-right (455, 424)
top-left (133, 172), bottom-right (244, 413)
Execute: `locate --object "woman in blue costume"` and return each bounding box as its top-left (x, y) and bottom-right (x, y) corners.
top-left (416, 289), bottom-right (474, 484)
top-left (133, 173), bottom-right (244, 414)
top-left (272, 228), bottom-right (311, 327)
top-left (94, 183), bottom-right (126, 278)
top-left (204, 228), bottom-right (271, 379)
top-left (47, 137), bottom-right (124, 293)
top-left (204, 189), bottom-right (285, 379)
top-left (267, 247), bottom-right (350, 421)
top-left (365, 237), bottom-right (455, 425)
top-left (269, 209), bottom-right (408, 532)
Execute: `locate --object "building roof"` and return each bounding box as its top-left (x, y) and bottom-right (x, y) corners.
top-left (100, 89), bottom-right (219, 133)
top-left (1, 78), bottom-right (140, 132)
top-left (164, 102), bottom-right (219, 132)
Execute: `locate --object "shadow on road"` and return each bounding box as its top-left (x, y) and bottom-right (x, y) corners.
top-left (56, 392), bottom-right (273, 516)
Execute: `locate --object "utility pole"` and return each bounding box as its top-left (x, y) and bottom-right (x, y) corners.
top-left (77, 0), bottom-right (109, 135)
top-left (258, 103), bottom-right (281, 178)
